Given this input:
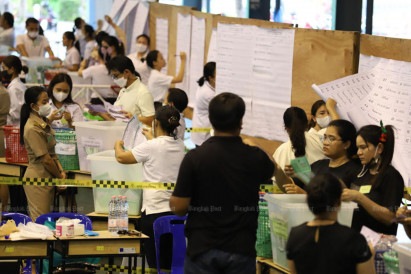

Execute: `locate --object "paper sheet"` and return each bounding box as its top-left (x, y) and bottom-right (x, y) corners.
top-left (127, 1), bottom-right (149, 55)
top-left (122, 116), bottom-right (145, 150)
top-left (360, 226), bottom-right (382, 247)
top-left (188, 16), bottom-right (206, 108)
top-left (176, 13), bottom-right (192, 93)
top-left (156, 18), bottom-right (169, 74)
top-left (103, 102), bottom-right (129, 123)
top-left (207, 28), bottom-right (217, 63)
top-left (216, 23), bottom-right (295, 141)
top-left (102, 0), bottom-right (127, 31)
top-left (116, 1), bottom-right (139, 26)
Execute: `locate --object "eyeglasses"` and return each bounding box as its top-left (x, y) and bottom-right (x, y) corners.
top-left (111, 73), bottom-right (122, 80)
top-left (320, 135), bottom-right (343, 144)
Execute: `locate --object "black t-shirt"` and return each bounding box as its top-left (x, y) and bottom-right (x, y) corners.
top-left (286, 222), bottom-right (372, 274)
top-left (172, 136), bottom-right (275, 258)
top-left (293, 159), bottom-right (361, 189)
top-left (351, 165), bottom-right (404, 235)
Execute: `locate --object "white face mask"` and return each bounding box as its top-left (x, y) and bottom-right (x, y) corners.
top-left (28, 31), bottom-right (39, 39)
top-left (316, 115), bottom-right (331, 128)
top-left (53, 91), bottom-right (69, 102)
top-left (136, 43), bottom-right (148, 53)
top-left (36, 104), bottom-right (52, 117)
top-left (113, 76), bottom-right (127, 88)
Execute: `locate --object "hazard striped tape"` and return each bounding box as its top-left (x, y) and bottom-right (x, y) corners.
top-left (184, 127), bottom-right (211, 133)
top-left (0, 176), bottom-right (277, 192)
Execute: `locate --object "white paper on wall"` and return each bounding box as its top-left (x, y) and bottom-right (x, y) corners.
top-left (156, 18), bottom-right (169, 74)
top-left (207, 28), bottom-right (217, 63)
top-left (188, 16), bottom-right (206, 108)
top-left (127, 1), bottom-right (150, 55)
top-left (175, 13), bottom-right (192, 94)
top-left (102, 0), bottom-right (127, 31)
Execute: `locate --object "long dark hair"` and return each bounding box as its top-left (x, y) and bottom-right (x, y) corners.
top-left (284, 107), bottom-right (308, 157)
top-left (20, 86), bottom-right (47, 145)
top-left (328, 120), bottom-right (357, 159)
top-left (357, 124), bottom-right (395, 187)
top-left (101, 35), bottom-right (125, 62)
top-left (146, 50), bottom-right (159, 69)
top-left (307, 173), bottom-right (342, 215)
top-left (155, 105), bottom-right (180, 139)
top-left (2, 55), bottom-right (28, 75)
top-left (47, 73), bottom-right (76, 105)
top-left (197, 62), bottom-right (216, 87)
top-left (309, 100), bottom-right (325, 129)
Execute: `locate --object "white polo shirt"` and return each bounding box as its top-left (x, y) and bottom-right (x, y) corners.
top-left (131, 136), bottom-right (185, 215)
top-left (0, 28), bottom-right (14, 48)
top-left (84, 40), bottom-right (96, 60)
top-left (64, 47), bottom-right (81, 67)
top-left (16, 34), bottom-right (50, 57)
top-left (176, 113), bottom-right (185, 140)
top-left (49, 100), bottom-right (84, 128)
top-left (148, 69), bottom-right (173, 102)
top-left (82, 64), bottom-right (117, 98)
top-left (7, 77), bottom-right (26, 126)
top-left (114, 78), bottom-right (155, 117)
top-left (191, 82), bottom-right (215, 146)
top-left (127, 52), bottom-right (151, 86)
top-left (273, 131), bottom-right (326, 170)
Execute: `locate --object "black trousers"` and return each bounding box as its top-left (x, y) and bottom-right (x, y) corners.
top-left (141, 211), bottom-right (173, 270)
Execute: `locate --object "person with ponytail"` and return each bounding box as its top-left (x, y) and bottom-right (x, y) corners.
top-left (191, 61), bottom-right (216, 147)
top-left (278, 119), bottom-right (361, 194)
top-left (20, 86), bottom-right (66, 221)
top-left (273, 107), bottom-right (325, 170)
top-left (47, 73), bottom-right (84, 129)
top-left (286, 173), bottom-right (375, 274)
top-left (342, 123), bottom-right (404, 235)
top-left (146, 50), bottom-right (186, 106)
top-left (53, 31), bottom-right (80, 71)
top-left (2, 55), bottom-right (27, 125)
top-left (115, 105), bottom-right (185, 270)
top-left (308, 98), bottom-right (340, 134)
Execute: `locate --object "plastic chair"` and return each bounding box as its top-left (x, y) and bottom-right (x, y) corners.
top-left (1, 212), bottom-right (33, 274)
top-left (35, 213), bottom-right (92, 230)
top-left (153, 215), bottom-right (187, 274)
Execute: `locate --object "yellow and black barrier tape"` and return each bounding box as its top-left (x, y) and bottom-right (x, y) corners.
top-left (0, 176), bottom-right (278, 192)
top-left (185, 127), bottom-right (211, 133)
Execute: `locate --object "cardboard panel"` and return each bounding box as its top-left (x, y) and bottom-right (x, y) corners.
top-left (360, 34), bottom-right (411, 62)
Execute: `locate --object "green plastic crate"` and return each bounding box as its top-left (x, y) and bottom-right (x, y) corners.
top-left (54, 130), bottom-right (79, 170)
top-left (256, 201), bottom-right (272, 258)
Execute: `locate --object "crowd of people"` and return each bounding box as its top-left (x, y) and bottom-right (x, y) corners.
top-left (0, 12), bottom-right (410, 274)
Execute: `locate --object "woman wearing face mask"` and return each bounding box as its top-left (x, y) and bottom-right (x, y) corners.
top-left (53, 32), bottom-right (81, 71)
top-left (1, 55), bottom-right (27, 126)
top-left (20, 86), bottom-right (66, 221)
top-left (191, 62), bottom-right (216, 147)
top-left (342, 123), bottom-right (404, 235)
top-left (115, 105), bottom-right (185, 270)
top-left (127, 34), bottom-right (151, 85)
top-left (47, 73), bottom-right (84, 129)
top-left (308, 98), bottom-right (339, 134)
top-left (146, 50), bottom-right (186, 107)
top-left (100, 35), bottom-right (125, 63)
top-left (277, 120), bottom-right (361, 194)
top-left (98, 55), bottom-right (154, 125)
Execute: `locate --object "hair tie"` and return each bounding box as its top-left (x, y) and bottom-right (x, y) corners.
top-left (168, 116), bottom-right (178, 124)
top-left (379, 120), bottom-right (387, 142)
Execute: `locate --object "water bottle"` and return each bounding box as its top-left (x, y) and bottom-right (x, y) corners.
top-left (108, 196), bottom-right (117, 232)
top-left (121, 196), bottom-right (129, 231)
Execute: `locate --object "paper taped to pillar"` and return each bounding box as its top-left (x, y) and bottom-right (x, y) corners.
top-left (216, 23), bottom-right (295, 141)
top-left (127, 1), bottom-right (150, 55)
top-left (156, 18), bottom-right (169, 74)
top-left (102, 0), bottom-right (127, 32)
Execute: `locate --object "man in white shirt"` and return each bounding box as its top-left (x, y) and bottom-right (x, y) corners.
top-left (16, 17), bottom-right (55, 58)
top-left (0, 12), bottom-right (14, 49)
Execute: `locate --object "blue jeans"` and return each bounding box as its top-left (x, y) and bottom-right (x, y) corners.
top-left (184, 248), bottom-right (256, 274)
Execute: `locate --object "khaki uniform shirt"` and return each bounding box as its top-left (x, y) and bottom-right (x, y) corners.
top-left (23, 113), bottom-right (58, 178)
top-left (0, 87), bottom-right (10, 157)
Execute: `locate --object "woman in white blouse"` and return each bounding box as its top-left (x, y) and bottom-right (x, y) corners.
top-left (54, 32), bottom-right (81, 71)
top-left (191, 62), bottom-right (216, 147)
top-left (127, 34), bottom-right (151, 85)
top-left (1, 55), bottom-right (27, 126)
top-left (47, 73), bottom-right (84, 129)
top-left (115, 105), bottom-right (185, 270)
top-left (146, 50), bottom-right (186, 106)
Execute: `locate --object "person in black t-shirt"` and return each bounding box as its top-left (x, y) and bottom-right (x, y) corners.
top-left (170, 92), bottom-right (275, 274)
top-left (286, 173), bottom-right (374, 274)
top-left (277, 120), bottom-right (361, 193)
top-left (342, 124), bottom-right (404, 235)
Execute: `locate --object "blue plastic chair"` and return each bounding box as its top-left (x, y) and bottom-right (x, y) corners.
top-left (153, 215), bottom-right (187, 274)
top-left (35, 213), bottom-right (92, 230)
top-left (1, 212), bottom-right (33, 274)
